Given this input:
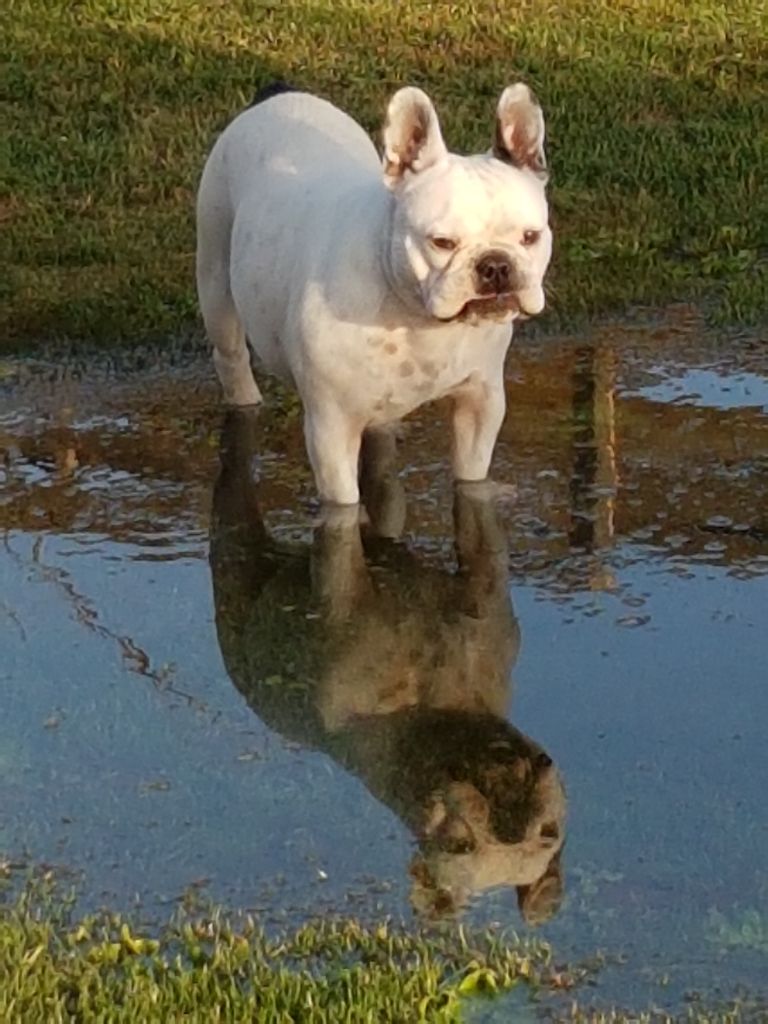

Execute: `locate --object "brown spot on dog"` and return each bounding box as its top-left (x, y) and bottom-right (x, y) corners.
top-left (384, 341), bottom-right (398, 355)
top-left (421, 360), bottom-right (439, 379)
top-left (399, 360), bottom-right (415, 377)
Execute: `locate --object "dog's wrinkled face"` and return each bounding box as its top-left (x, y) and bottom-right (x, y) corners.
top-left (382, 84), bottom-right (552, 323)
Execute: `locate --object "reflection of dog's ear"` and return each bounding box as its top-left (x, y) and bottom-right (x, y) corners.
top-left (517, 847), bottom-right (564, 926)
top-left (383, 87), bottom-right (448, 182)
top-left (493, 83), bottom-right (548, 178)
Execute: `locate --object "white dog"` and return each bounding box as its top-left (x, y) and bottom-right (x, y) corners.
top-left (196, 82), bottom-right (552, 504)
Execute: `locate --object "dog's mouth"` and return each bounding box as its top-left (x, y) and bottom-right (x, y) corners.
top-left (438, 293), bottom-right (529, 324)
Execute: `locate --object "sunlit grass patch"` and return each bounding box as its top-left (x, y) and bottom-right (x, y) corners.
top-left (1, 885), bottom-right (764, 1022)
top-left (0, 893), bottom-right (557, 1022)
top-left (3, 0), bottom-right (767, 344)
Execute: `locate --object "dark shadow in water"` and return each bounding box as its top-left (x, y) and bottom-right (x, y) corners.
top-left (209, 411), bottom-right (566, 924)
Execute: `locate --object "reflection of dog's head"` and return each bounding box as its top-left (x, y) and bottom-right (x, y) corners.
top-left (382, 84), bottom-right (552, 324)
top-left (405, 713), bottom-right (565, 925)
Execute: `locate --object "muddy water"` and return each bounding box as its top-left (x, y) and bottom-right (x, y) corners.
top-left (1, 311), bottom-right (767, 1013)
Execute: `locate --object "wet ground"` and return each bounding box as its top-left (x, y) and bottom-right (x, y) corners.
top-left (2, 308), bottom-right (767, 1016)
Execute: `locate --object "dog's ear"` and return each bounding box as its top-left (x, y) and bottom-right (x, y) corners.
top-left (383, 87), bottom-right (448, 183)
top-left (493, 83), bottom-right (547, 177)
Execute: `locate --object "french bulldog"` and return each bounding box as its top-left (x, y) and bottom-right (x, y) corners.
top-left (196, 82), bottom-right (552, 504)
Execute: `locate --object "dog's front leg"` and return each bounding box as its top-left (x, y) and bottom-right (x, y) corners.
top-left (304, 402), bottom-right (363, 505)
top-left (451, 379), bottom-right (506, 483)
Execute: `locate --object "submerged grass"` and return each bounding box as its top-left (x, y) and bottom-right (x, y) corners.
top-left (3, 0), bottom-right (767, 345)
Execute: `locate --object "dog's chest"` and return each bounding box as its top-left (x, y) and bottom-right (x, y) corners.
top-left (355, 329), bottom-right (484, 424)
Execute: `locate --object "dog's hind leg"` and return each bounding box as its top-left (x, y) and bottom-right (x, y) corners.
top-left (196, 165), bottom-right (262, 407)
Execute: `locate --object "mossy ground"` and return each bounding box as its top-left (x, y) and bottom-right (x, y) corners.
top-left (3, 0), bottom-right (767, 346)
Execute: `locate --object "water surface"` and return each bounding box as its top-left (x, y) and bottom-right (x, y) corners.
top-left (2, 312), bottom-right (767, 1015)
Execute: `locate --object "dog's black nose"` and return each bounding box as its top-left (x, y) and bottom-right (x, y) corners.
top-left (475, 250), bottom-right (514, 295)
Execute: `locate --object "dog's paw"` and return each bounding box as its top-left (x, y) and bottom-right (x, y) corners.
top-left (224, 395), bottom-right (263, 410)
top-left (312, 502), bottom-right (365, 531)
top-left (455, 479), bottom-right (516, 504)
top-left (222, 379), bottom-right (264, 408)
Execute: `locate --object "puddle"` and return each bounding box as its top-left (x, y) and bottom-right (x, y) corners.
top-left (1, 314), bottom-right (768, 1014)
top-left (624, 366), bottom-right (768, 412)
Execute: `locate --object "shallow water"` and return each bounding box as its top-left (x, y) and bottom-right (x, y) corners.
top-left (1, 311), bottom-right (767, 1015)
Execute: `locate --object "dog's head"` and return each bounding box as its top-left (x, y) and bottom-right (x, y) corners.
top-left (382, 84), bottom-right (551, 324)
top-left (409, 737), bottom-right (566, 924)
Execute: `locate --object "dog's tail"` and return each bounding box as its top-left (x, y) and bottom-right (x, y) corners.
top-left (250, 81), bottom-right (298, 107)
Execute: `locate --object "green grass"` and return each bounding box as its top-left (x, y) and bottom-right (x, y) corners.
top-left (1, 890), bottom-right (762, 1024)
top-left (3, 0), bottom-right (767, 346)
top-left (0, 893), bottom-right (557, 1023)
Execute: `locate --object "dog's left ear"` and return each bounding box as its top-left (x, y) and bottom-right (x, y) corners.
top-left (493, 83), bottom-right (547, 178)
top-left (383, 87), bottom-right (448, 184)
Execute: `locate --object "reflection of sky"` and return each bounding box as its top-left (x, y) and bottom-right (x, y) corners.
top-left (3, 526), bottom-right (767, 1007)
top-left (626, 367), bottom-right (768, 412)
top-left (507, 564), bottom-right (768, 1005)
top-left (4, 338), bottom-right (768, 1012)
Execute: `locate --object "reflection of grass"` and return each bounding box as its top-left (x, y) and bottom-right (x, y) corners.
top-left (3, 0), bottom-right (767, 345)
top-left (707, 908), bottom-right (768, 955)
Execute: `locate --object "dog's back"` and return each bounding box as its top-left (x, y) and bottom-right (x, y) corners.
top-left (201, 87), bottom-right (379, 216)
top-left (196, 86), bottom-right (384, 399)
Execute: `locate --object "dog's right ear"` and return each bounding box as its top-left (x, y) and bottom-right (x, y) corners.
top-left (493, 83), bottom-right (547, 177)
top-left (382, 87), bottom-right (448, 184)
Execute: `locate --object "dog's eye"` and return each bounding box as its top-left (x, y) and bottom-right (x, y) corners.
top-left (430, 236), bottom-right (458, 252)
top-left (522, 229), bottom-right (541, 247)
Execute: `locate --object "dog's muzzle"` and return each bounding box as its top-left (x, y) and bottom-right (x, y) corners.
top-left (443, 250), bottom-right (534, 323)
top-left (433, 251), bottom-right (542, 323)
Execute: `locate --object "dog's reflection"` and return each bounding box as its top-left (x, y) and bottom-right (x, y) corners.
top-left (210, 412), bottom-right (566, 924)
